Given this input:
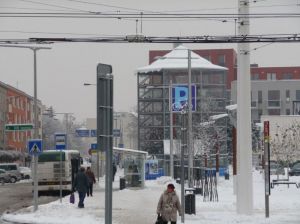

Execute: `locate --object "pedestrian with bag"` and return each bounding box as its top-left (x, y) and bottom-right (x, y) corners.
top-left (85, 167), bottom-right (96, 197)
top-left (157, 183), bottom-right (182, 224)
top-left (73, 167), bottom-right (89, 208)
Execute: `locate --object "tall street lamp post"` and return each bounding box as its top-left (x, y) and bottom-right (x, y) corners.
top-left (0, 44), bottom-right (51, 211)
top-left (83, 83), bottom-right (101, 181)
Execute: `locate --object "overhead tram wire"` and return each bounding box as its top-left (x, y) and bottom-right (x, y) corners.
top-left (0, 12), bottom-right (299, 19)
top-left (0, 33), bottom-right (299, 44)
top-left (16, 0), bottom-right (97, 13)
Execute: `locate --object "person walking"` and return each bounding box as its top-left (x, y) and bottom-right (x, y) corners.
top-left (112, 163), bottom-right (117, 182)
top-left (157, 183), bottom-right (182, 224)
top-left (74, 167), bottom-right (89, 208)
top-left (85, 167), bottom-right (96, 197)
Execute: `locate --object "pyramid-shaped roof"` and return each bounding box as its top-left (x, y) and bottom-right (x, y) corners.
top-left (137, 45), bottom-right (228, 73)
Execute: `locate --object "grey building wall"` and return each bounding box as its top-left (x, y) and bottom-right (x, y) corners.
top-left (231, 80), bottom-right (300, 123)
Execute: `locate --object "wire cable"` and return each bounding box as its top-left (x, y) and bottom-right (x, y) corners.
top-left (16, 0), bottom-right (95, 13)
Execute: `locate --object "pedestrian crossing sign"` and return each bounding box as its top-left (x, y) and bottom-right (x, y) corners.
top-left (28, 139), bottom-right (43, 156)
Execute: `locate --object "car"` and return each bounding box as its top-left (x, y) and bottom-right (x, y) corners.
top-left (0, 169), bottom-right (11, 184)
top-left (289, 162), bottom-right (300, 176)
top-left (19, 166), bottom-right (32, 179)
top-left (269, 161), bottom-right (285, 176)
top-left (0, 163), bottom-right (22, 182)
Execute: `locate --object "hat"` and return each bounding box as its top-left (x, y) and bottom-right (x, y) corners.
top-left (167, 183), bottom-right (175, 189)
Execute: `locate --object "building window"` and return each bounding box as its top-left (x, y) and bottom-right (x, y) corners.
top-left (251, 91), bottom-right (257, 107)
top-left (217, 55), bottom-right (225, 66)
top-left (258, 91), bottom-right (262, 104)
top-left (203, 55), bottom-right (211, 62)
top-left (282, 73), bottom-right (293, 80)
top-left (268, 90), bottom-right (280, 107)
top-left (251, 73), bottom-right (259, 80)
top-left (267, 73), bottom-right (276, 80)
top-left (286, 109), bottom-right (290, 115)
top-left (296, 90), bottom-right (300, 101)
top-left (268, 109), bottom-right (280, 115)
top-left (286, 90), bottom-right (290, 98)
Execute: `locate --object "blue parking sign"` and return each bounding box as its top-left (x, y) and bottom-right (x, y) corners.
top-left (172, 85), bottom-right (196, 112)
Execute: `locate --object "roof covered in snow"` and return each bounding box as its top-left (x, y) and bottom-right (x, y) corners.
top-left (137, 45), bottom-right (228, 73)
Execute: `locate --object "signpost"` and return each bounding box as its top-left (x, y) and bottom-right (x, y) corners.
top-left (28, 139), bottom-right (42, 212)
top-left (55, 133), bottom-right (66, 203)
top-left (5, 123), bottom-right (33, 131)
top-left (264, 121), bottom-right (270, 218)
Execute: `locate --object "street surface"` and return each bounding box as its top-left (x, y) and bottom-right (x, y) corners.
top-left (0, 181), bottom-right (58, 222)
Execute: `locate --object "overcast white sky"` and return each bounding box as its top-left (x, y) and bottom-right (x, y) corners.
top-left (0, 0), bottom-right (299, 122)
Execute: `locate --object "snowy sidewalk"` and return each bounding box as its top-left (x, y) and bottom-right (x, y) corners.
top-left (1, 172), bottom-right (300, 224)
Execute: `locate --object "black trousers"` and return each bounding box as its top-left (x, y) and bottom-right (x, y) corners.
top-left (87, 183), bottom-right (93, 196)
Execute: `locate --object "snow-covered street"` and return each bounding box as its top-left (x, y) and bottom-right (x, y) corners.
top-left (1, 170), bottom-right (300, 224)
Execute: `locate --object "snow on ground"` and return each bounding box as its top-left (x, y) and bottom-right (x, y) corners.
top-left (1, 169), bottom-right (300, 224)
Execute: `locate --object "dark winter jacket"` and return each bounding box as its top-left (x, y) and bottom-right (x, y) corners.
top-left (86, 170), bottom-right (96, 184)
top-left (74, 170), bottom-right (89, 193)
top-left (157, 190), bottom-right (182, 222)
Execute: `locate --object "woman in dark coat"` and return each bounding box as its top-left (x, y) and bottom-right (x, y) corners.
top-left (74, 167), bottom-right (89, 208)
top-left (85, 167), bottom-right (96, 196)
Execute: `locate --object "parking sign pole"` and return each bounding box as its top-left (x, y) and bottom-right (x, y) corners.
top-left (60, 149), bottom-right (62, 203)
top-left (264, 121), bottom-right (270, 218)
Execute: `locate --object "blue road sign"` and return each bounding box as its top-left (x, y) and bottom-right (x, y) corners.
top-left (172, 85), bottom-right (196, 112)
top-left (28, 139), bottom-right (43, 156)
top-left (91, 143), bottom-right (97, 150)
top-left (55, 133), bottom-right (66, 150)
top-left (75, 129), bottom-right (90, 137)
top-left (90, 129), bottom-right (97, 137)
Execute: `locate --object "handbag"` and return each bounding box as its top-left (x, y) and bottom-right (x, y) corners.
top-left (155, 215), bottom-right (164, 224)
top-left (69, 193), bottom-right (75, 204)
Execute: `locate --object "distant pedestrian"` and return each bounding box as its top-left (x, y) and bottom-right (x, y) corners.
top-left (74, 167), bottom-right (89, 208)
top-left (157, 183), bottom-right (182, 224)
top-left (112, 163), bottom-right (117, 182)
top-left (85, 167), bottom-right (96, 197)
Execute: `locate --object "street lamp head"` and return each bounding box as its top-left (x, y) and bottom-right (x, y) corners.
top-left (83, 83), bottom-right (96, 86)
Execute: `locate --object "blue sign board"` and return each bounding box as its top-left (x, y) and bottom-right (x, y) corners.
top-left (55, 133), bottom-right (66, 150)
top-left (28, 139), bottom-right (43, 156)
top-left (113, 129), bottom-right (121, 137)
top-left (172, 85), bottom-right (196, 112)
top-left (75, 129), bottom-right (90, 137)
top-left (91, 143), bottom-right (97, 150)
top-left (90, 129), bottom-right (97, 137)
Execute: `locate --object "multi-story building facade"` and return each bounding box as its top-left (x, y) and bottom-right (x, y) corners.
top-left (0, 81), bottom-right (43, 152)
top-left (231, 80), bottom-right (300, 123)
top-left (137, 45), bottom-right (228, 157)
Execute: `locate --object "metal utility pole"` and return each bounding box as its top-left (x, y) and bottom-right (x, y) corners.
top-left (187, 49), bottom-right (193, 188)
top-left (263, 121), bottom-right (270, 218)
top-left (180, 109), bottom-right (187, 223)
top-left (169, 79), bottom-right (174, 179)
top-left (97, 64), bottom-right (113, 224)
top-left (53, 112), bottom-right (73, 203)
top-left (84, 83), bottom-right (101, 180)
top-left (236, 0), bottom-right (253, 214)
